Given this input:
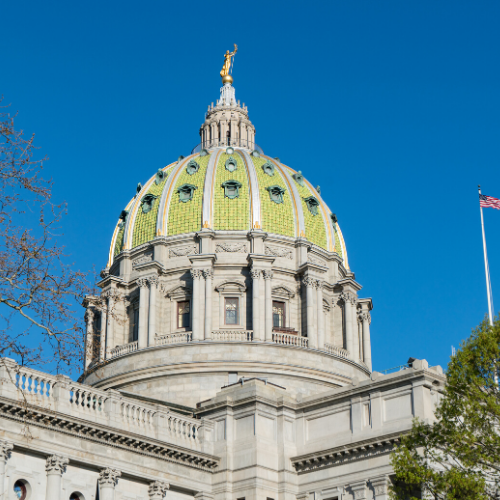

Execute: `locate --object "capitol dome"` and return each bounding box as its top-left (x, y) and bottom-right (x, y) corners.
top-left (83, 72), bottom-right (373, 408)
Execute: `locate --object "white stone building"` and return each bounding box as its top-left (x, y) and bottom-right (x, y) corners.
top-left (0, 75), bottom-right (445, 500)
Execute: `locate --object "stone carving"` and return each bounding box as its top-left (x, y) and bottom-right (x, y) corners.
top-left (149, 480), bottom-right (170, 499)
top-left (302, 276), bottom-right (316, 288)
top-left (147, 275), bottom-right (159, 288)
top-left (132, 250), bottom-right (153, 269)
top-left (250, 269), bottom-right (261, 280)
top-left (169, 245), bottom-right (198, 257)
top-left (137, 278), bottom-right (149, 288)
top-left (263, 270), bottom-right (274, 280)
top-left (98, 467), bottom-right (121, 487)
top-left (203, 269), bottom-right (214, 279)
top-left (190, 269), bottom-right (204, 280)
top-left (265, 244), bottom-right (293, 260)
top-left (45, 455), bottom-right (69, 474)
top-left (308, 254), bottom-right (326, 266)
top-left (359, 312), bottom-right (371, 323)
top-left (0, 440), bottom-right (13, 461)
top-left (339, 291), bottom-right (357, 305)
top-left (215, 242), bottom-right (247, 253)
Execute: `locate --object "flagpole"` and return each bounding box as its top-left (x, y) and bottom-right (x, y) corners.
top-left (478, 185), bottom-right (494, 326)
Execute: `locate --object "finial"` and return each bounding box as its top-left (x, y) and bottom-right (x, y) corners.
top-left (220, 44), bottom-right (238, 84)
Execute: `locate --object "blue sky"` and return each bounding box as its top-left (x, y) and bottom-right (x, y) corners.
top-left (2, 0), bottom-right (500, 373)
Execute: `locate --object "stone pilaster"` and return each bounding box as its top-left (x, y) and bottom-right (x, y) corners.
top-left (45, 455), bottom-right (69, 500)
top-left (303, 276), bottom-right (316, 348)
top-left (149, 480), bottom-right (169, 500)
top-left (203, 269), bottom-right (213, 339)
top-left (98, 468), bottom-right (121, 500)
top-left (263, 270), bottom-right (273, 341)
top-left (316, 280), bottom-right (324, 349)
top-left (190, 270), bottom-right (203, 340)
top-left (340, 292), bottom-right (355, 359)
top-left (137, 278), bottom-right (149, 349)
top-left (371, 476), bottom-right (390, 500)
top-left (148, 275), bottom-right (159, 346)
top-left (350, 480), bottom-right (367, 500)
top-left (250, 268), bottom-right (261, 340)
top-left (0, 440), bottom-right (13, 498)
top-left (99, 299), bottom-right (107, 361)
top-left (84, 307), bottom-right (94, 369)
top-left (361, 311), bottom-right (372, 370)
top-left (104, 290), bottom-right (116, 359)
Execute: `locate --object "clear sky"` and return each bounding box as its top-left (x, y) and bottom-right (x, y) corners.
top-left (2, 0), bottom-right (500, 373)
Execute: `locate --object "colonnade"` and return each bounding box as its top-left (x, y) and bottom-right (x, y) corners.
top-left (0, 445), bottom-right (169, 500)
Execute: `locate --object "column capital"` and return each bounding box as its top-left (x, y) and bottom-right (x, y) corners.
top-left (302, 276), bottom-right (316, 288)
top-left (349, 480), bottom-right (367, 500)
top-left (98, 467), bottom-right (121, 487)
top-left (370, 476), bottom-right (390, 497)
top-left (147, 275), bottom-right (159, 288)
top-left (0, 440), bottom-right (13, 462)
top-left (360, 311), bottom-right (371, 323)
top-left (137, 277), bottom-right (149, 288)
top-left (190, 269), bottom-right (204, 280)
top-left (250, 268), bottom-right (261, 279)
top-left (339, 291), bottom-right (356, 305)
top-left (84, 308), bottom-right (94, 323)
top-left (45, 455), bottom-right (69, 475)
top-left (263, 270), bottom-right (273, 280)
top-left (149, 480), bottom-right (170, 499)
top-left (202, 268), bottom-right (214, 279)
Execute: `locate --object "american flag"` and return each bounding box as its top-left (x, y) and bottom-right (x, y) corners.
top-left (479, 194), bottom-right (500, 210)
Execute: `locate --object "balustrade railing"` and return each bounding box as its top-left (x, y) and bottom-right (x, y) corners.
top-left (110, 341), bottom-right (138, 359)
top-left (323, 343), bottom-right (350, 359)
top-left (272, 333), bottom-right (309, 347)
top-left (211, 330), bottom-right (253, 341)
top-left (155, 332), bottom-right (192, 345)
top-left (0, 360), bottom-right (207, 451)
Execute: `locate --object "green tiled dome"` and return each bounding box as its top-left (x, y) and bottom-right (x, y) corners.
top-left (107, 149), bottom-right (349, 268)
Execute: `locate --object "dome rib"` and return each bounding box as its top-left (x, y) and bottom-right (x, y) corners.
top-left (107, 196), bottom-right (136, 267)
top-left (202, 149), bottom-right (224, 229)
top-left (237, 149), bottom-right (261, 229)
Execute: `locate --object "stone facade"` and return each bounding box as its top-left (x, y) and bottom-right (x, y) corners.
top-left (0, 80), bottom-right (444, 499)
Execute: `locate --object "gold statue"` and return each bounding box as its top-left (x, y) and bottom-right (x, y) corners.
top-left (220, 44), bottom-right (238, 83)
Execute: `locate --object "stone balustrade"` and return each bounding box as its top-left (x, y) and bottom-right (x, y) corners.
top-left (110, 341), bottom-right (138, 358)
top-left (155, 332), bottom-right (193, 345)
top-left (323, 343), bottom-right (350, 359)
top-left (211, 330), bottom-right (253, 341)
top-left (272, 332), bottom-right (309, 347)
top-left (0, 359), bottom-right (210, 453)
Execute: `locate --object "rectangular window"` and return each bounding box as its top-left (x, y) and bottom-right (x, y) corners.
top-left (225, 298), bottom-right (239, 325)
top-left (93, 313), bottom-right (102, 360)
top-left (132, 306), bottom-right (139, 342)
top-left (178, 300), bottom-right (191, 328)
top-left (273, 301), bottom-right (285, 328)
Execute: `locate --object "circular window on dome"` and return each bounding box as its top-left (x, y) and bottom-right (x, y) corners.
top-left (13, 479), bottom-right (30, 500)
top-left (226, 147), bottom-right (234, 154)
top-left (70, 492), bottom-right (85, 500)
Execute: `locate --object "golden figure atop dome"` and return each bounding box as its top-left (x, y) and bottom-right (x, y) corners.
top-left (220, 44), bottom-right (238, 84)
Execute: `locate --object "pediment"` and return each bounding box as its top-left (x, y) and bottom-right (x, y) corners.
top-left (272, 285), bottom-right (296, 299)
top-left (164, 284), bottom-right (192, 299)
top-left (215, 280), bottom-right (247, 292)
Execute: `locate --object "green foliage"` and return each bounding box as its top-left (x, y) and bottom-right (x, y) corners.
top-left (391, 317), bottom-right (500, 499)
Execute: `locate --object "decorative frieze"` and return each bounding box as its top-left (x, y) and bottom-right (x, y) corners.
top-left (308, 254), bottom-right (326, 266)
top-left (132, 250), bottom-right (153, 268)
top-left (215, 242), bottom-right (247, 253)
top-left (169, 245), bottom-right (198, 258)
top-left (265, 244), bottom-right (293, 260)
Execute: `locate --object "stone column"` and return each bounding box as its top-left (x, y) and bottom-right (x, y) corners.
top-left (203, 269), bottom-right (213, 339)
top-left (137, 278), bottom-right (149, 349)
top-left (45, 455), bottom-right (69, 500)
top-left (99, 300), bottom-right (107, 361)
top-left (303, 277), bottom-right (316, 348)
top-left (0, 440), bottom-right (13, 498)
top-left (148, 276), bottom-right (158, 346)
top-left (341, 292), bottom-right (354, 356)
top-left (84, 308), bottom-right (94, 369)
top-left (263, 270), bottom-right (273, 341)
top-left (371, 476), bottom-right (390, 500)
top-left (316, 280), bottom-right (324, 349)
top-left (105, 292), bottom-right (115, 359)
top-left (352, 297), bottom-right (359, 361)
top-left (149, 480), bottom-right (169, 500)
top-left (191, 270), bottom-right (202, 340)
top-left (98, 468), bottom-right (121, 500)
top-left (361, 312), bottom-right (372, 369)
top-left (251, 269), bottom-right (261, 340)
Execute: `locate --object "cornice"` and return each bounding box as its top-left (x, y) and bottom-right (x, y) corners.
top-left (0, 397), bottom-right (218, 471)
top-left (291, 431), bottom-right (405, 473)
